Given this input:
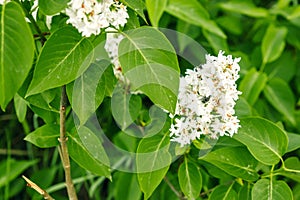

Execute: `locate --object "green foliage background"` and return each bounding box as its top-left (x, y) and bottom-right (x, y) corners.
top-left (1, 0), bottom-right (300, 199)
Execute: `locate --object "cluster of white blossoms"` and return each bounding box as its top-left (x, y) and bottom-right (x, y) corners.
top-left (66, 0), bottom-right (129, 37)
top-left (104, 32), bottom-right (125, 81)
top-left (170, 51), bottom-right (242, 146)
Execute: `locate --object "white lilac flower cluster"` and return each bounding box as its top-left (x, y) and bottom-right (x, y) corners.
top-left (66, 0), bottom-right (129, 37)
top-left (170, 51), bottom-right (242, 147)
top-left (104, 32), bottom-right (125, 81)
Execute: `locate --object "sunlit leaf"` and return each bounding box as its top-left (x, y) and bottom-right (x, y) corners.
top-left (252, 179), bottom-right (293, 200)
top-left (0, 2), bottom-right (34, 110)
top-left (27, 26), bottom-right (94, 96)
top-left (24, 124), bottom-right (60, 148)
top-left (234, 117), bottom-right (288, 165)
top-left (38, 0), bottom-right (69, 15)
top-left (119, 27), bottom-right (180, 113)
top-left (145, 0), bottom-right (167, 27)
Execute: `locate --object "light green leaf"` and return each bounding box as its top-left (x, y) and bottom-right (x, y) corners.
top-left (262, 24), bottom-right (287, 64)
top-left (137, 134), bottom-right (171, 199)
top-left (252, 179), bottom-right (293, 200)
top-left (218, 2), bottom-right (268, 18)
top-left (26, 26), bottom-right (94, 96)
top-left (201, 147), bottom-right (259, 181)
top-left (263, 78), bottom-right (296, 125)
top-left (209, 185), bottom-right (238, 200)
top-left (287, 132), bottom-right (300, 153)
top-left (14, 93), bottom-right (28, 122)
top-left (234, 117), bottom-right (288, 165)
top-left (277, 157), bottom-right (300, 182)
top-left (203, 30), bottom-right (229, 54)
top-left (67, 60), bottom-right (109, 125)
top-left (0, 159), bottom-right (38, 188)
top-left (235, 97), bottom-right (252, 118)
top-left (121, 0), bottom-right (147, 23)
top-left (24, 124), bottom-right (60, 148)
top-left (0, 2), bottom-right (34, 110)
top-left (178, 158), bottom-right (202, 200)
top-left (111, 84), bottom-right (142, 130)
top-left (68, 126), bottom-right (111, 178)
top-left (145, 0), bottom-right (167, 27)
top-left (239, 68), bottom-right (267, 105)
top-left (119, 27), bottom-right (180, 113)
top-left (166, 0), bottom-right (226, 38)
top-left (38, 0), bottom-right (69, 15)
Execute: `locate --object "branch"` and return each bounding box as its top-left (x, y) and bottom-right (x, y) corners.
top-left (58, 85), bottom-right (78, 200)
top-left (163, 176), bottom-right (185, 200)
top-left (22, 175), bottom-right (54, 200)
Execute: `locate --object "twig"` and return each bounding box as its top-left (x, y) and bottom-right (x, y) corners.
top-left (22, 175), bottom-right (54, 200)
top-left (163, 176), bottom-right (185, 200)
top-left (58, 85), bottom-right (78, 200)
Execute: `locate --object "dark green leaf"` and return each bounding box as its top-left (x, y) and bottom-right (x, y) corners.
top-left (262, 24), bottom-right (287, 64)
top-left (137, 134), bottom-right (171, 199)
top-left (234, 117), bottom-right (288, 165)
top-left (252, 179), bottom-right (293, 200)
top-left (178, 158), bottom-right (202, 200)
top-left (201, 147), bottom-right (259, 181)
top-left (119, 27), bottom-right (180, 113)
top-left (263, 78), bottom-right (296, 125)
top-left (0, 159), bottom-right (38, 188)
top-left (114, 172), bottom-right (142, 200)
top-left (239, 68), bottom-right (267, 105)
top-left (24, 124), bottom-right (60, 148)
top-left (0, 2), bottom-right (34, 110)
top-left (27, 26), bottom-right (94, 96)
top-left (38, 0), bottom-right (69, 15)
top-left (209, 185), bottom-right (238, 200)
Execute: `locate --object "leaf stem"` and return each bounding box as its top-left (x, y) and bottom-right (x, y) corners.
top-left (163, 176), bottom-right (184, 200)
top-left (58, 85), bottom-right (78, 200)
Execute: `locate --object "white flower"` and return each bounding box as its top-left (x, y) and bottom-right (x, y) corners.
top-left (104, 30), bottom-right (126, 81)
top-left (170, 51), bottom-right (242, 147)
top-left (66, 0), bottom-right (129, 37)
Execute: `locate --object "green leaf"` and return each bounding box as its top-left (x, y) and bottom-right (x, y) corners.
top-left (0, 159), bottom-right (38, 188)
top-left (235, 97), bottom-right (252, 118)
top-left (111, 84), bottom-right (142, 130)
top-left (218, 2), bottom-right (268, 18)
top-left (203, 30), bottom-right (229, 54)
top-left (26, 88), bottom-right (60, 112)
top-left (238, 183), bottom-right (251, 200)
top-left (26, 26), bottom-right (94, 96)
top-left (209, 185), bottom-right (238, 200)
top-left (166, 0), bottom-right (226, 38)
top-left (178, 158), bottom-right (202, 200)
top-left (0, 2), bottom-right (34, 110)
top-left (67, 60), bottom-right (109, 125)
top-left (145, 0), bottom-right (167, 27)
top-left (137, 134), bottom-right (171, 199)
top-left (121, 0), bottom-right (147, 23)
top-left (119, 27), bottom-right (180, 113)
top-left (287, 132), bottom-right (300, 153)
top-left (68, 126), bottom-right (111, 178)
top-left (239, 68), bottom-right (268, 105)
top-left (201, 147), bottom-right (259, 181)
top-left (38, 0), bottom-right (69, 15)
top-left (233, 117), bottom-right (288, 165)
top-left (277, 157), bottom-right (300, 182)
top-left (24, 124), bottom-right (60, 148)
top-left (14, 93), bottom-right (28, 122)
top-left (252, 179), bottom-right (293, 200)
top-left (262, 24), bottom-right (287, 64)
top-left (263, 78), bottom-right (296, 125)
top-left (114, 172), bottom-right (142, 200)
